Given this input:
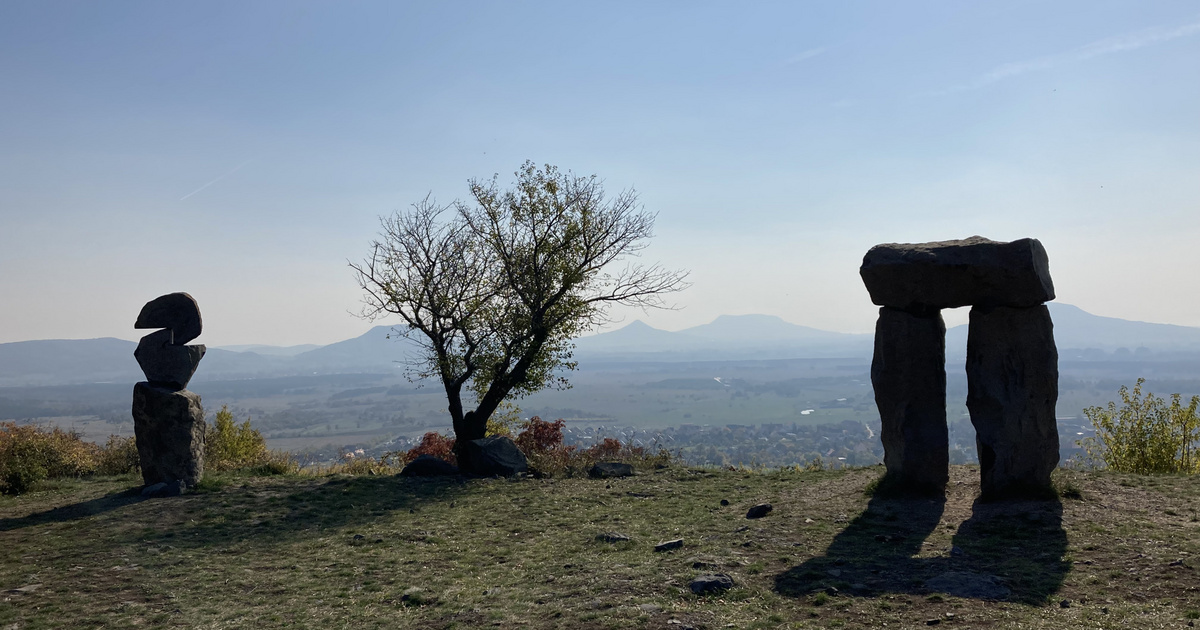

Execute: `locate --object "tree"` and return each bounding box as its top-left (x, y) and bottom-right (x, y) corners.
top-left (351, 162), bottom-right (688, 462)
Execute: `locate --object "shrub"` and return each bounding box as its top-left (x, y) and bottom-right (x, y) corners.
top-left (515, 416), bottom-right (566, 454)
top-left (511, 418), bottom-right (674, 477)
top-left (405, 431), bottom-right (457, 465)
top-left (334, 449), bottom-right (404, 476)
top-left (96, 435), bottom-right (140, 476)
top-left (0, 422), bottom-right (101, 494)
top-left (205, 405), bottom-right (294, 472)
top-left (586, 437), bottom-right (622, 459)
top-left (1078, 379), bottom-right (1200, 474)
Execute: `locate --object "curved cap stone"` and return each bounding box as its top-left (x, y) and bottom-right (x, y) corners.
top-left (135, 293), bottom-right (202, 345)
top-left (860, 236), bottom-right (1054, 310)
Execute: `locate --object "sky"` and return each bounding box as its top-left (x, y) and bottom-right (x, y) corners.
top-left (1, 1), bottom-right (1198, 346)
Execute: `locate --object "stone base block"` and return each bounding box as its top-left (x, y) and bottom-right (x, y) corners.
top-left (132, 382), bottom-right (206, 487)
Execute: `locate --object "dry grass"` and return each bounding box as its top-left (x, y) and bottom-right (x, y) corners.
top-left (0, 465), bottom-right (1197, 629)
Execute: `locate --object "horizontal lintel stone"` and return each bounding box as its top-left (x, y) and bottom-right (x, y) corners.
top-left (860, 236), bottom-right (1054, 310)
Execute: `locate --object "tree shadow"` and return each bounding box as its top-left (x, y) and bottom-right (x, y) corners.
top-left (774, 492), bottom-right (1067, 604)
top-left (0, 487), bottom-right (147, 531)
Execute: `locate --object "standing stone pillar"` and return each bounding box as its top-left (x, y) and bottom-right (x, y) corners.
top-left (861, 236), bottom-right (1059, 497)
top-left (966, 305), bottom-right (1059, 497)
top-left (871, 307), bottom-right (948, 492)
top-left (131, 293), bottom-right (207, 489)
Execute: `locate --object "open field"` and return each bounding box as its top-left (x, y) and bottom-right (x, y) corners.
top-left (1, 465), bottom-right (1197, 629)
top-left (6, 355), bottom-right (1197, 466)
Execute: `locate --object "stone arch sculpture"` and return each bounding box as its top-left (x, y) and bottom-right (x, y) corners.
top-left (860, 237), bottom-right (1058, 497)
top-left (131, 292), bottom-right (207, 490)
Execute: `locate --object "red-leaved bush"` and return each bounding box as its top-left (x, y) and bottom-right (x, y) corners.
top-left (586, 437), bottom-right (623, 458)
top-left (405, 431), bottom-right (457, 466)
top-left (515, 416), bottom-right (567, 454)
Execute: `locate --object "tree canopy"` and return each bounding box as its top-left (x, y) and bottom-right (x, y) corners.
top-left (352, 162), bottom-right (688, 456)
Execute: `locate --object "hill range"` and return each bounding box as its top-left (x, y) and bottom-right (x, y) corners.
top-left (2, 303), bottom-right (1200, 388)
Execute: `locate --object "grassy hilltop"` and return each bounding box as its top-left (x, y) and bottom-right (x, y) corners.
top-left (1, 465), bottom-right (1198, 629)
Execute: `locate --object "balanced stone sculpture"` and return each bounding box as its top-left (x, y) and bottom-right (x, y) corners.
top-left (861, 236), bottom-right (1059, 497)
top-left (131, 293), bottom-right (207, 489)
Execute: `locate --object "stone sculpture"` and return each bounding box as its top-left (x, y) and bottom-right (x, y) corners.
top-left (861, 236), bottom-right (1059, 497)
top-left (131, 292), bottom-right (207, 489)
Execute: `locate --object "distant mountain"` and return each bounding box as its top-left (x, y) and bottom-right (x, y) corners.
top-left (292, 325), bottom-right (420, 371)
top-left (0, 338), bottom-right (139, 387)
top-left (680, 314), bottom-right (853, 344)
top-left (214, 343), bottom-right (323, 357)
top-left (0, 338), bottom-right (302, 387)
top-left (5, 304), bottom-right (1200, 387)
top-left (574, 315), bottom-right (872, 360)
top-left (573, 320), bottom-right (701, 355)
top-left (945, 302), bottom-right (1200, 354)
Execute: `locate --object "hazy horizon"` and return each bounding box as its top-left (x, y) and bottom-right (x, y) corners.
top-left (3, 2), bottom-right (1198, 346)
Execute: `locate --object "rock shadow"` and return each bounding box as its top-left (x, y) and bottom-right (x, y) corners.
top-left (774, 492), bottom-right (1067, 604)
top-left (133, 473), bottom-right (472, 550)
top-left (0, 487), bottom-right (147, 531)
top-left (775, 493), bottom-right (945, 598)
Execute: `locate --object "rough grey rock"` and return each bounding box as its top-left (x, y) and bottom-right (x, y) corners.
top-left (459, 436), bottom-right (528, 476)
top-left (135, 292), bottom-right (203, 345)
top-left (872, 307), bottom-right (949, 492)
top-left (132, 382), bottom-right (206, 487)
top-left (141, 480), bottom-right (185, 497)
top-left (860, 236), bottom-right (1054, 311)
top-left (589, 462), bottom-right (634, 478)
top-left (745, 503), bottom-right (773, 519)
top-left (924, 571), bottom-right (1010, 599)
top-left (399, 454), bottom-right (459, 477)
top-left (967, 305), bottom-right (1059, 497)
top-left (134, 328), bottom-right (206, 389)
top-left (655, 538), bottom-right (684, 552)
top-left (689, 573), bottom-right (734, 595)
top-left (596, 532), bottom-right (631, 543)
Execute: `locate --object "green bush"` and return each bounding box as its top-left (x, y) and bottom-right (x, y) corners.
top-left (0, 422), bottom-right (102, 494)
top-left (96, 434), bottom-right (140, 476)
top-left (1078, 379), bottom-right (1200, 474)
top-left (205, 405), bottom-right (295, 473)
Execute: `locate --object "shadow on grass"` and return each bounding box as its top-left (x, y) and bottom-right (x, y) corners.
top-left (140, 473), bottom-right (474, 549)
top-left (774, 491), bottom-right (1067, 604)
top-left (0, 487), bottom-right (146, 531)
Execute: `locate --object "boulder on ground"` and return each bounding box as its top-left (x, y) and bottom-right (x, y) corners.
top-left (689, 574), bottom-right (734, 595)
top-left (400, 454), bottom-right (459, 477)
top-left (458, 436), bottom-right (528, 477)
top-left (595, 532), bottom-right (631, 543)
top-left (860, 236), bottom-right (1054, 311)
top-left (745, 503), bottom-right (773, 519)
top-left (588, 462), bottom-right (634, 478)
top-left (655, 538), bottom-right (684, 552)
top-left (132, 382), bottom-right (205, 487)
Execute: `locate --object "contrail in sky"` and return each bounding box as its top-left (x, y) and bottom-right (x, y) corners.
top-left (179, 159), bottom-right (255, 201)
top-left (936, 17), bottom-right (1200, 95)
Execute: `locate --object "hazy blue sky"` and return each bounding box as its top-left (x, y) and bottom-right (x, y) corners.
top-left (2, 2), bottom-right (1198, 346)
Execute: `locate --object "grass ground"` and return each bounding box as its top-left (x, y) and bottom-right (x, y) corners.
top-left (1, 465), bottom-right (1197, 629)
